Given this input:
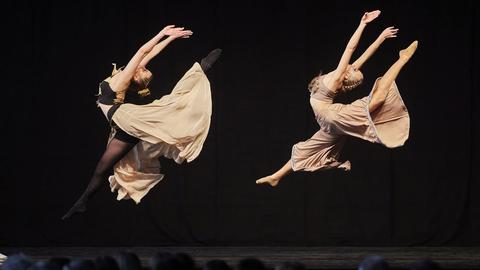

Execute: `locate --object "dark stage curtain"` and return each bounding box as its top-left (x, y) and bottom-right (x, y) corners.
top-left (2, 0), bottom-right (479, 246)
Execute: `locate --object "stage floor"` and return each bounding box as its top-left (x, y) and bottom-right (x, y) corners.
top-left (2, 247), bottom-right (480, 269)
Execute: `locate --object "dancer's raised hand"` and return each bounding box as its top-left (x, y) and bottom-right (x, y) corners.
top-left (380, 26), bottom-right (398, 39)
top-left (360, 10), bottom-right (381, 24)
top-left (161, 25), bottom-right (193, 39)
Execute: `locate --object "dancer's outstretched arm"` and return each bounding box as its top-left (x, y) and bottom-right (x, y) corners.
top-left (110, 25), bottom-right (191, 92)
top-left (139, 27), bottom-right (192, 67)
top-left (352, 26), bottom-right (398, 70)
top-left (327, 10), bottom-right (381, 91)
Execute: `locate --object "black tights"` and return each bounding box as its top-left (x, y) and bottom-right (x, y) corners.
top-left (62, 138), bottom-right (137, 220)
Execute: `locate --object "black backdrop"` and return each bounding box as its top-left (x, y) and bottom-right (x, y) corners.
top-left (2, 0), bottom-right (479, 246)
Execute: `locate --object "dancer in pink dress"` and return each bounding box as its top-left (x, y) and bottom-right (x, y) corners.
top-left (257, 10), bottom-right (418, 187)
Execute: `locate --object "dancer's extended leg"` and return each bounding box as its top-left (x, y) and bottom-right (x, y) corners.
top-left (369, 41), bottom-right (418, 112)
top-left (62, 138), bottom-right (136, 220)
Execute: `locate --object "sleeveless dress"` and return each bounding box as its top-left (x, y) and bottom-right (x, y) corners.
top-left (291, 75), bottom-right (410, 172)
top-left (107, 62), bottom-right (212, 203)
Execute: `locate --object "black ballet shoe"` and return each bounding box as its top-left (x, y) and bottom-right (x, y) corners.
top-left (62, 200), bottom-right (87, 220)
top-left (200, 48), bottom-right (222, 72)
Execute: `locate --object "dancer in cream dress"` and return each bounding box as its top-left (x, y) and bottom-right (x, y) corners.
top-left (63, 25), bottom-right (221, 219)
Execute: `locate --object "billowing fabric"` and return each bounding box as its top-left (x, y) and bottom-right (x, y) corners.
top-left (108, 63), bottom-right (212, 203)
top-left (292, 75), bottom-right (409, 172)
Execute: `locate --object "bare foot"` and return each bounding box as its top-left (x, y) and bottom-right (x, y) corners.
top-left (256, 175), bottom-right (280, 187)
top-left (399, 40), bottom-right (418, 61)
top-left (338, 160), bottom-right (351, 171)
